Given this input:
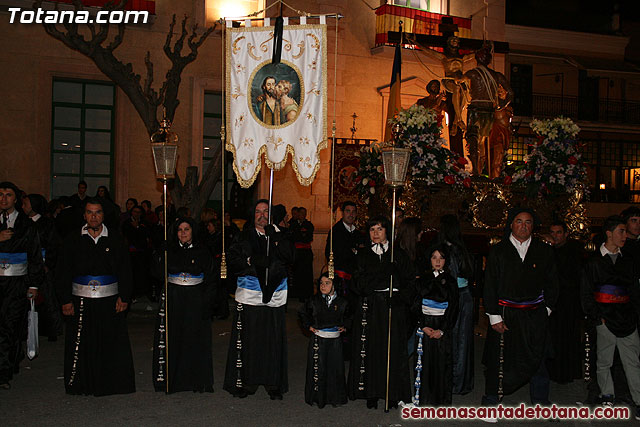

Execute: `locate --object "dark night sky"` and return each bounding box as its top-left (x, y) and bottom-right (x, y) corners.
top-left (506, 0), bottom-right (640, 35)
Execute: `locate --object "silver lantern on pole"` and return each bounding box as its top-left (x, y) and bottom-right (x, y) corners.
top-left (382, 123), bottom-right (410, 413)
top-left (150, 114), bottom-right (178, 394)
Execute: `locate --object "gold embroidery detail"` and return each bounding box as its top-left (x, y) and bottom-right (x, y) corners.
top-left (307, 83), bottom-right (320, 96)
top-left (240, 158), bottom-right (255, 173)
top-left (281, 37), bottom-right (293, 52)
top-left (259, 32), bottom-right (275, 54)
top-left (241, 137), bottom-right (253, 148)
top-left (292, 41), bottom-right (305, 59)
top-left (308, 60), bottom-right (317, 71)
top-left (306, 112), bottom-right (317, 125)
top-left (299, 137), bottom-right (310, 145)
top-left (298, 156), bottom-right (312, 169)
top-left (267, 135), bottom-right (285, 150)
top-left (307, 33), bottom-right (320, 51)
top-left (231, 86), bottom-right (245, 100)
top-left (235, 64), bottom-right (246, 74)
top-left (232, 36), bottom-right (245, 54)
top-left (247, 43), bottom-right (261, 61)
top-left (235, 114), bottom-right (246, 128)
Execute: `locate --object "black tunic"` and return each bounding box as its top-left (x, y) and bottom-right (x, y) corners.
top-left (32, 215), bottom-right (63, 339)
top-left (290, 219), bottom-right (314, 300)
top-left (413, 271), bottom-right (459, 406)
top-left (347, 244), bottom-right (415, 403)
top-left (482, 237), bottom-right (559, 396)
top-left (121, 219), bottom-right (151, 298)
top-left (152, 242), bottom-right (216, 393)
top-left (298, 294), bottom-right (350, 407)
top-left (0, 212), bottom-right (43, 383)
top-left (55, 226), bottom-right (135, 396)
top-left (223, 226), bottom-right (294, 395)
top-left (548, 240), bottom-right (584, 383)
top-left (324, 221), bottom-right (367, 277)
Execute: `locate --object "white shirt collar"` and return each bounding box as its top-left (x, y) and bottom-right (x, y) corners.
top-left (255, 224), bottom-right (280, 237)
top-left (1, 209), bottom-right (19, 228)
top-left (433, 269), bottom-right (444, 277)
top-left (371, 240), bottom-right (389, 256)
top-left (30, 213), bottom-right (41, 222)
top-left (600, 242), bottom-right (621, 257)
top-left (509, 233), bottom-right (531, 261)
top-left (342, 221), bottom-right (355, 233)
top-left (82, 223), bottom-right (109, 244)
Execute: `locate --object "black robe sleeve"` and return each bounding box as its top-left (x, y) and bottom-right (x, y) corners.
top-left (443, 274), bottom-right (460, 334)
top-left (298, 298), bottom-right (315, 331)
top-left (114, 235), bottom-right (134, 303)
top-left (55, 233), bottom-right (76, 305)
top-left (580, 256), bottom-right (601, 326)
top-left (483, 245), bottom-right (502, 316)
top-left (25, 225), bottom-right (44, 290)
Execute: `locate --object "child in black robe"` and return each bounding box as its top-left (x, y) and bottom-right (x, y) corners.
top-left (413, 245), bottom-right (459, 406)
top-left (298, 273), bottom-right (349, 408)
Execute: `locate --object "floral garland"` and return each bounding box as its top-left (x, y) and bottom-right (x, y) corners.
top-left (354, 105), bottom-right (470, 203)
top-left (509, 117), bottom-right (586, 198)
top-left (354, 143), bottom-right (385, 205)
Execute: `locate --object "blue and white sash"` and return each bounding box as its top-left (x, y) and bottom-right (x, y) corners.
top-left (314, 326), bottom-right (340, 339)
top-left (235, 275), bottom-right (287, 307)
top-left (0, 252), bottom-right (28, 277)
top-left (422, 298), bottom-right (448, 316)
top-left (168, 272), bottom-right (204, 286)
top-left (72, 275), bottom-right (118, 298)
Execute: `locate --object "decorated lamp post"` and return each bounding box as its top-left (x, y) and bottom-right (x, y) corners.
top-left (150, 115), bottom-right (178, 394)
top-left (381, 123), bottom-right (410, 413)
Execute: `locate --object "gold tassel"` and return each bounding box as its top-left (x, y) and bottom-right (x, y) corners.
top-left (220, 252), bottom-right (228, 279)
top-left (328, 251), bottom-right (334, 279)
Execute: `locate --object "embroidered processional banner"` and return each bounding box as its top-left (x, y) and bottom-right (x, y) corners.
top-left (226, 22), bottom-right (327, 188)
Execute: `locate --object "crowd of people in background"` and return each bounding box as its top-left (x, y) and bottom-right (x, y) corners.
top-left (2, 179), bottom-right (640, 421)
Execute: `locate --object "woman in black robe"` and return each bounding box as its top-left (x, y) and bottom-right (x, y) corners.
top-left (152, 217), bottom-right (216, 393)
top-left (347, 216), bottom-right (415, 409)
top-left (412, 245), bottom-right (459, 406)
top-left (298, 273), bottom-right (349, 408)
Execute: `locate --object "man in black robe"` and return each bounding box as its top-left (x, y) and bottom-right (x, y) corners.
top-left (482, 208), bottom-right (559, 406)
top-left (289, 206), bottom-right (314, 302)
top-left (223, 199), bottom-right (294, 400)
top-left (0, 182), bottom-right (43, 389)
top-left (324, 201), bottom-right (367, 300)
top-left (55, 198), bottom-right (135, 396)
top-left (547, 221), bottom-right (584, 383)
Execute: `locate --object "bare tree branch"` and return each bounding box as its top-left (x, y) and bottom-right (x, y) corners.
top-left (35, 0), bottom-right (220, 211)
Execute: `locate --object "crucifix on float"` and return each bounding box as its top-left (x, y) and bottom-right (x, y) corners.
top-left (387, 17), bottom-right (510, 174)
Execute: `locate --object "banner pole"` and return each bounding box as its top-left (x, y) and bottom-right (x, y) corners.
top-left (265, 168), bottom-right (275, 286)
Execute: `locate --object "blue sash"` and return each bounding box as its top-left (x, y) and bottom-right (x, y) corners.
top-left (0, 252), bottom-right (28, 276)
top-left (235, 275), bottom-right (287, 307)
top-left (422, 298), bottom-right (448, 316)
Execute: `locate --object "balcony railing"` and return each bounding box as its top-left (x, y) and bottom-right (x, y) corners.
top-left (522, 94), bottom-right (640, 125)
top-left (374, 4), bottom-right (471, 47)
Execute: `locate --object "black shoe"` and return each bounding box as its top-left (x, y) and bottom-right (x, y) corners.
top-left (233, 388), bottom-right (248, 398)
top-left (269, 391), bottom-right (283, 400)
top-left (366, 398), bottom-right (378, 409)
